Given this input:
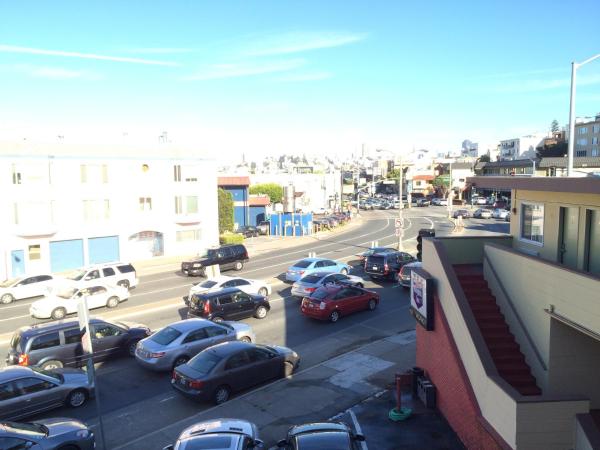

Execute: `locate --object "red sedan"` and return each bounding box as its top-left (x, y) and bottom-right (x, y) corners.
top-left (301, 284), bottom-right (379, 323)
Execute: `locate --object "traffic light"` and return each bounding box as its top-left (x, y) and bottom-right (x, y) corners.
top-left (416, 228), bottom-right (436, 261)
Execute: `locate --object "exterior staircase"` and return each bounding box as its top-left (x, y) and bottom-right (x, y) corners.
top-left (454, 264), bottom-right (541, 396)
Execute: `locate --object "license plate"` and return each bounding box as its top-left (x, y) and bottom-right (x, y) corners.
top-left (372, 265), bottom-right (378, 270)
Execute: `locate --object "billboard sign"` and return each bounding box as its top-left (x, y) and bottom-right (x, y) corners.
top-left (410, 268), bottom-right (434, 330)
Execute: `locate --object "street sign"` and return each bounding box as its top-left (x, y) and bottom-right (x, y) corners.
top-left (395, 228), bottom-right (404, 237)
top-left (395, 218), bottom-right (403, 228)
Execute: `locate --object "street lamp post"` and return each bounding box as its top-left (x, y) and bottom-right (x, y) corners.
top-left (567, 53), bottom-right (600, 176)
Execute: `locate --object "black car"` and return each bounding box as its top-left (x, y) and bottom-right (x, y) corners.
top-left (416, 198), bottom-right (431, 207)
top-left (181, 244), bottom-right (249, 277)
top-left (277, 422), bottom-right (365, 449)
top-left (5, 318), bottom-right (151, 370)
top-left (186, 288), bottom-right (270, 322)
top-left (238, 226), bottom-right (259, 238)
top-left (257, 221), bottom-right (270, 235)
top-left (171, 341), bottom-right (300, 404)
top-left (364, 251), bottom-right (415, 280)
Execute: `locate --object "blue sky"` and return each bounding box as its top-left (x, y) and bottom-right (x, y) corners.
top-left (1, 0), bottom-right (599, 160)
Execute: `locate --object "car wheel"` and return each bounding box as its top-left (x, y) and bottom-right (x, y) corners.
top-left (128, 340), bottom-right (140, 357)
top-left (41, 359), bottom-right (63, 370)
top-left (239, 336), bottom-right (252, 343)
top-left (254, 305), bottom-right (268, 319)
top-left (0, 293), bottom-right (14, 304)
top-left (173, 356), bottom-right (189, 368)
top-left (329, 310), bottom-right (340, 323)
top-left (211, 316), bottom-right (224, 323)
top-left (106, 296), bottom-right (119, 308)
top-left (58, 446), bottom-right (79, 450)
top-left (117, 280), bottom-right (130, 290)
top-left (340, 268), bottom-right (348, 275)
top-left (258, 287), bottom-right (268, 297)
top-left (234, 261), bottom-right (243, 271)
top-left (368, 299), bottom-right (377, 311)
top-left (66, 389), bottom-right (88, 408)
top-left (283, 361), bottom-right (295, 377)
top-left (51, 307), bottom-right (67, 320)
top-left (356, 283), bottom-right (364, 288)
top-left (213, 385), bottom-right (231, 405)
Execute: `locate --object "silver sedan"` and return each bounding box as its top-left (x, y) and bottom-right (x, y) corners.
top-left (0, 366), bottom-right (93, 421)
top-left (135, 319), bottom-right (256, 371)
top-left (291, 271), bottom-right (365, 299)
top-left (0, 418), bottom-right (95, 449)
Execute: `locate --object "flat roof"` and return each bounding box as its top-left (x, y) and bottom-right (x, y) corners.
top-left (466, 176), bottom-right (600, 194)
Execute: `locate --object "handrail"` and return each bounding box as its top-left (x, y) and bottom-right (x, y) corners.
top-left (483, 253), bottom-right (547, 371)
top-left (545, 308), bottom-right (600, 342)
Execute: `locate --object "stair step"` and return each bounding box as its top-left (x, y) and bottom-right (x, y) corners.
top-left (491, 353), bottom-right (526, 363)
top-left (516, 385), bottom-right (542, 396)
top-left (503, 373), bottom-right (539, 385)
top-left (470, 303), bottom-right (500, 311)
top-left (488, 341), bottom-right (520, 351)
top-left (497, 365), bottom-right (532, 376)
top-left (479, 322), bottom-right (510, 332)
top-left (481, 331), bottom-right (514, 341)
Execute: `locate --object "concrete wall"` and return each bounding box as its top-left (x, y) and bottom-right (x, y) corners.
top-left (435, 236), bottom-right (513, 265)
top-left (574, 414), bottom-right (600, 450)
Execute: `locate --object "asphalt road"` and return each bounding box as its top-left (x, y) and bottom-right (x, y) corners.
top-left (0, 207), bottom-right (508, 449)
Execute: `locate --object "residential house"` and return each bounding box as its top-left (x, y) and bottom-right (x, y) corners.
top-left (499, 134), bottom-right (546, 160)
top-left (572, 114), bottom-right (600, 157)
top-left (218, 176), bottom-right (250, 229)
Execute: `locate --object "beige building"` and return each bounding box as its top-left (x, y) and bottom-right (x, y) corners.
top-left (573, 114), bottom-right (600, 158)
top-left (415, 176), bottom-right (600, 450)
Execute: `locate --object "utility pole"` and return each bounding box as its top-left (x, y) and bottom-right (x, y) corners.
top-left (397, 155), bottom-right (404, 251)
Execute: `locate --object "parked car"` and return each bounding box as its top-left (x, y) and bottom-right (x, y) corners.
top-left (364, 251), bottom-right (415, 280)
top-left (492, 208), bottom-right (509, 219)
top-left (493, 200), bottom-right (508, 209)
top-left (357, 246), bottom-right (396, 262)
top-left (136, 319), bottom-right (255, 371)
top-left (474, 197), bottom-right (488, 205)
top-left (163, 419), bottom-right (264, 450)
top-left (0, 418), bottom-right (95, 449)
top-left (300, 284), bottom-right (379, 323)
top-left (0, 275), bottom-right (55, 305)
top-left (187, 276), bottom-right (271, 302)
top-left (453, 209), bottom-right (471, 219)
top-left (291, 272), bottom-right (365, 299)
top-left (473, 208), bottom-right (492, 219)
top-left (396, 261), bottom-right (423, 288)
top-left (410, 193), bottom-right (425, 204)
top-left (438, 198), bottom-right (448, 206)
top-left (257, 221), bottom-right (270, 235)
top-left (313, 207), bottom-right (331, 215)
top-left (30, 284), bottom-right (129, 320)
top-left (186, 288), bottom-right (270, 322)
top-left (416, 198), bottom-right (431, 207)
top-left (6, 318), bottom-right (151, 370)
top-left (277, 422), bottom-right (365, 450)
top-left (181, 244), bottom-right (249, 277)
top-left (64, 262), bottom-right (138, 290)
top-left (0, 366), bottom-right (93, 421)
top-left (505, 211), bottom-right (511, 222)
top-left (171, 341), bottom-right (300, 404)
top-left (238, 226), bottom-right (260, 238)
top-left (285, 258), bottom-right (350, 282)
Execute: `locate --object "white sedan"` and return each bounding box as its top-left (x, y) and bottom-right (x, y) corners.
top-left (492, 208), bottom-right (510, 219)
top-left (187, 275), bottom-right (272, 301)
top-left (0, 275), bottom-right (55, 304)
top-left (30, 284), bottom-right (129, 320)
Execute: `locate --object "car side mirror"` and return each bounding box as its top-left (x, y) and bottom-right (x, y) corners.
top-left (354, 433), bottom-right (366, 441)
top-left (277, 439), bottom-right (288, 448)
top-left (162, 446), bottom-right (174, 450)
top-left (249, 439), bottom-right (265, 448)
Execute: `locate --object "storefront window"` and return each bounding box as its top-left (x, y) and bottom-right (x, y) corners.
top-left (521, 203), bottom-right (544, 244)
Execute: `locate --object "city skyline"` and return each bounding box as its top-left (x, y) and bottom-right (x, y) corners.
top-left (1, 0), bottom-right (599, 162)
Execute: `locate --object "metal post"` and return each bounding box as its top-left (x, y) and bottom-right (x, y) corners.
top-left (567, 61), bottom-right (577, 177)
top-left (398, 155), bottom-right (404, 251)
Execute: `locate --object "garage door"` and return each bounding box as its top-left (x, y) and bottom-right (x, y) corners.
top-left (50, 239), bottom-right (84, 273)
top-left (88, 236), bottom-right (120, 264)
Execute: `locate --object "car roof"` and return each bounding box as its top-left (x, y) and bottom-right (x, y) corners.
top-left (179, 418), bottom-right (255, 441)
top-left (306, 271), bottom-right (337, 278)
top-left (289, 422), bottom-right (350, 436)
top-left (205, 341), bottom-right (255, 357)
top-left (198, 287), bottom-right (243, 298)
top-left (0, 366), bottom-right (37, 382)
top-left (314, 284), bottom-right (344, 296)
top-left (16, 317), bottom-right (111, 337)
top-left (203, 275), bottom-right (234, 283)
top-left (167, 318), bottom-right (216, 332)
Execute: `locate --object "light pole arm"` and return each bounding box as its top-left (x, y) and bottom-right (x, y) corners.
top-left (579, 53), bottom-right (600, 66)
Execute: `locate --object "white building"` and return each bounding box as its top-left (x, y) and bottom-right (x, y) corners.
top-left (0, 143), bottom-right (218, 280)
top-left (499, 134), bottom-right (546, 160)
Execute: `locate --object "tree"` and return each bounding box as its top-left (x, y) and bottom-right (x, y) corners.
top-left (387, 168), bottom-right (400, 179)
top-left (432, 175), bottom-right (450, 197)
top-left (249, 183), bottom-right (283, 204)
top-left (537, 141), bottom-right (568, 158)
top-left (478, 154), bottom-right (491, 163)
top-left (550, 119), bottom-right (559, 133)
top-left (218, 188), bottom-right (234, 234)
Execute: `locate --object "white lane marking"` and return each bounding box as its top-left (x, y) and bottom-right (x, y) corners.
top-left (0, 300), bottom-right (36, 310)
top-left (159, 395), bottom-right (175, 403)
top-left (0, 314), bottom-right (29, 323)
top-left (348, 409), bottom-right (368, 450)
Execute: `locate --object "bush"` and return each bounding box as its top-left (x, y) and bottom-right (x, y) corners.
top-left (218, 188), bottom-right (234, 234)
top-left (219, 233), bottom-right (244, 245)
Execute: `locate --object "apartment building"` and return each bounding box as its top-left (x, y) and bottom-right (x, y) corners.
top-left (574, 114), bottom-right (600, 157)
top-left (499, 134), bottom-right (546, 160)
top-left (0, 145), bottom-right (218, 279)
top-left (414, 176), bottom-right (600, 450)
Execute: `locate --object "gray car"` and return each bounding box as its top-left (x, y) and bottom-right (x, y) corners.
top-left (0, 418), bottom-right (95, 449)
top-left (135, 319), bottom-right (255, 371)
top-left (291, 272), bottom-right (365, 299)
top-left (0, 366), bottom-right (92, 421)
top-left (163, 418), bottom-right (263, 450)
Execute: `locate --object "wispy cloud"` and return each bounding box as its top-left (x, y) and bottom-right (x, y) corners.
top-left (0, 44), bottom-right (179, 66)
top-left (490, 73), bottom-right (600, 93)
top-left (276, 71), bottom-right (332, 82)
top-left (244, 31), bottom-right (367, 56)
top-left (122, 47), bottom-right (194, 54)
top-left (473, 67), bottom-right (565, 80)
top-left (0, 63), bottom-right (102, 80)
top-left (183, 59), bottom-right (305, 81)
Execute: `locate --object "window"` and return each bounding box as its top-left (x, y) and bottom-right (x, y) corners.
top-left (217, 295), bottom-right (233, 305)
top-left (14, 377), bottom-right (55, 395)
top-left (117, 264), bottom-right (135, 274)
top-left (579, 127), bottom-right (588, 134)
top-left (26, 245), bottom-right (41, 261)
top-left (173, 164), bottom-right (182, 182)
top-left (30, 332), bottom-right (60, 350)
top-left (225, 351), bottom-right (251, 370)
top-left (11, 163), bottom-right (49, 185)
top-left (186, 196), bottom-right (199, 214)
top-left (0, 382), bottom-right (18, 401)
top-left (86, 270), bottom-right (100, 280)
top-left (176, 229), bottom-right (201, 242)
top-left (593, 149), bottom-right (599, 157)
top-left (592, 137), bottom-right (598, 145)
top-left (521, 203), bottom-right (544, 245)
top-left (92, 324), bottom-right (123, 339)
top-left (248, 348), bottom-right (272, 362)
top-left (139, 197), bottom-right (152, 211)
top-left (13, 201), bottom-right (53, 226)
top-left (81, 164), bottom-right (108, 183)
top-left (36, 275), bottom-right (52, 282)
top-left (63, 328), bottom-right (83, 345)
top-left (83, 199), bottom-right (110, 221)
top-left (0, 437), bottom-right (34, 449)
top-left (175, 196), bottom-right (183, 214)
top-left (205, 326), bottom-right (228, 337)
top-left (102, 268), bottom-right (115, 277)
top-left (182, 328), bottom-right (208, 343)
top-left (593, 125), bottom-right (600, 134)
top-left (577, 138), bottom-right (588, 146)
top-left (576, 150), bottom-right (587, 157)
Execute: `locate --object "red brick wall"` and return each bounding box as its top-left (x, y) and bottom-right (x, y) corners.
top-left (416, 296), bottom-right (508, 450)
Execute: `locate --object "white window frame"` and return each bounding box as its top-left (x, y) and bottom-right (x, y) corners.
top-left (519, 202), bottom-right (544, 246)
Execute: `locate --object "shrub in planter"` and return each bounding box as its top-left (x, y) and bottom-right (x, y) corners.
top-left (220, 232), bottom-right (244, 245)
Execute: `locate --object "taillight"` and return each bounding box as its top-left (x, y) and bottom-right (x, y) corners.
top-left (189, 380), bottom-right (204, 389)
top-left (299, 271), bottom-right (305, 275)
top-left (18, 354), bottom-right (29, 366)
top-left (384, 263), bottom-right (389, 273)
top-left (399, 266), bottom-right (406, 277)
top-left (150, 352), bottom-right (165, 358)
top-left (203, 301), bottom-right (211, 315)
top-left (171, 371), bottom-right (177, 380)
top-left (306, 287), bottom-right (316, 292)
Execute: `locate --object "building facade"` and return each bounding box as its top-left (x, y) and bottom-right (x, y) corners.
top-left (499, 134), bottom-right (545, 160)
top-left (1, 151), bottom-right (218, 279)
top-left (574, 114), bottom-right (600, 157)
top-left (217, 176), bottom-right (250, 230)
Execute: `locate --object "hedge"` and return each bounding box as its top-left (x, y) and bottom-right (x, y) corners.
top-left (219, 233), bottom-right (244, 245)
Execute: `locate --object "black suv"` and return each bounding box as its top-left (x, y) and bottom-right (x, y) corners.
top-left (181, 244), bottom-right (249, 277)
top-left (186, 288), bottom-right (270, 322)
top-left (6, 318), bottom-right (151, 370)
top-left (364, 251), bottom-right (415, 280)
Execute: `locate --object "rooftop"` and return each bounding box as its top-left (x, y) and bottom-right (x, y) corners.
top-left (217, 176), bottom-right (250, 186)
top-left (466, 176), bottom-right (600, 194)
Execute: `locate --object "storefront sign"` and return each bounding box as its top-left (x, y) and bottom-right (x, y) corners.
top-left (410, 268), bottom-right (434, 330)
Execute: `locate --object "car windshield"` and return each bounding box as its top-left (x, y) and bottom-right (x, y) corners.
top-left (181, 435), bottom-right (233, 449)
top-left (66, 269), bottom-right (87, 281)
top-left (311, 289), bottom-right (331, 300)
top-left (0, 278), bottom-right (20, 287)
top-left (188, 351), bottom-right (222, 375)
top-left (31, 367), bottom-right (62, 382)
top-left (57, 288), bottom-right (78, 299)
top-left (1, 421), bottom-right (48, 437)
top-left (293, 260), bottom-right (313, 269)
top-left (206, 249), bottom-right (218, 258)
top-left (199, 280), bottom-right (218, 288)
top-left (296, 431), bottom-right (351, 449)
top-left (150, 327), bottom-right (182, 345)
top-left (9, 333), bottom-right (21, 351)
top-left (301, 274), bottom-right (323, 284)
